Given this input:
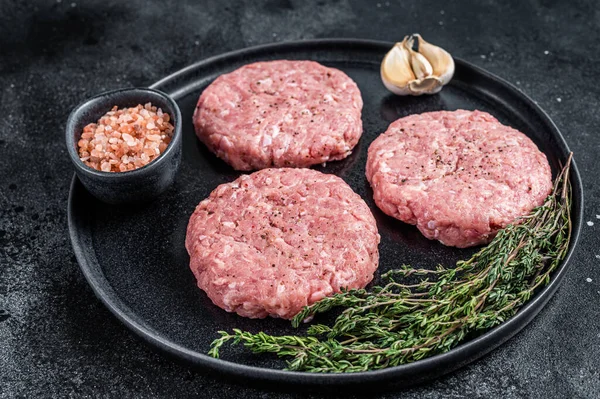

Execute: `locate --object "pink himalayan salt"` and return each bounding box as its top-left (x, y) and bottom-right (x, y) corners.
top-left (78, 104), bottom-right (174, 172)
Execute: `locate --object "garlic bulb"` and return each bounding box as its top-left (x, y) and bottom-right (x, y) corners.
top-left (381, 34), bottom-right (455, 96)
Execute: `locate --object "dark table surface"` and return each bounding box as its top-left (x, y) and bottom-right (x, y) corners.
top-left (1, 0), bottom-right (599, 397)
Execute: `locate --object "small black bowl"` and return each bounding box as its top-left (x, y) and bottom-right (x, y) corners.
top-left (66, 88), bottom-right (182, 204)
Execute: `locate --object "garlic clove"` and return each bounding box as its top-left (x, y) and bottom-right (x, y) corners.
top-left (413, 34), bottom-right (455, 86)
top-left (380, 40), bottom-right (416, 96)
top-left (381, 34), bottom-right (455, 96)
top-left (408, 50), bottom-right (434, 80)
top-left (403, 36), bottom-right (433, 80)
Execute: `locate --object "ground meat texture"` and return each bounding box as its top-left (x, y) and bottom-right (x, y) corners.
top-left (192, 60), bottom-right (363, 171)
top-left (185, 168), bottom-right (380, 319)
top-left (366, 110), bottom-right (552, 248)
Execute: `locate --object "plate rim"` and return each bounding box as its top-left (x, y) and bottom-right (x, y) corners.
top-left (68, 38), bottom-right (584, 387)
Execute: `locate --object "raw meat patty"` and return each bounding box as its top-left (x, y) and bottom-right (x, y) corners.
top-left (366, 110), bottom-right (552, 248)
top-left (185, 168), bottom-right (380, 319)
top-left (192, 60), bottom-right (363, 171)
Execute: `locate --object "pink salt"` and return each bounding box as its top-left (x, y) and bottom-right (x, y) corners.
top-left (77, 103), bottom-right (174, 172)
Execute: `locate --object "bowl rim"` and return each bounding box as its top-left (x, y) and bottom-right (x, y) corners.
top-left (65, 87), bottom-right (183, 179)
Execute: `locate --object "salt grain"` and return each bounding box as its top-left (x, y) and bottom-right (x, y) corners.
top-left (147, 134), bottom-right (161, 142)
top-left (587, 221), bottom-right (594, 226)
top-left (586, 278), bottom-right (592, 283)
top-left (596, 215), bottom-right (600, 219)
top-left (78, 103), bottom-right (174, 172)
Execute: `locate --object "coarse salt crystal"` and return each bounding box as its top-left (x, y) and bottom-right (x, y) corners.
top-left (587, 221), bottom-right (594, 226)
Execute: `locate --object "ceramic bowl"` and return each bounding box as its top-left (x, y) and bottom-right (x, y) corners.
top-left (66, 88), bottom-right (182, 204)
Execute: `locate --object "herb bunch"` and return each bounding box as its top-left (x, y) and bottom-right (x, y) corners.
top-left (209, 155), bottom-right (573, 373)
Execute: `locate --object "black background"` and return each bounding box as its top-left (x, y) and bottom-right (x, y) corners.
top-left (1, 0), bottom-right (599, 397)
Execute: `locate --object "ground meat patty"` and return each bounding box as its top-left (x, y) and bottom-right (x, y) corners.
top-left (185, 168), bottom-right (380, 319)
top-left (366, 110), bottom-right (552, 248)
top-left (193, 60), bottom-right (363, 171)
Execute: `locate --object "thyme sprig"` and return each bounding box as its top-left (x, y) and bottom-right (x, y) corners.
top-left (209, 154), bottom-right (573, 373)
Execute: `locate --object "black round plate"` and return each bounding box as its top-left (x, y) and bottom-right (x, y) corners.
top-left (68, 39), bottom-right (583, 389)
